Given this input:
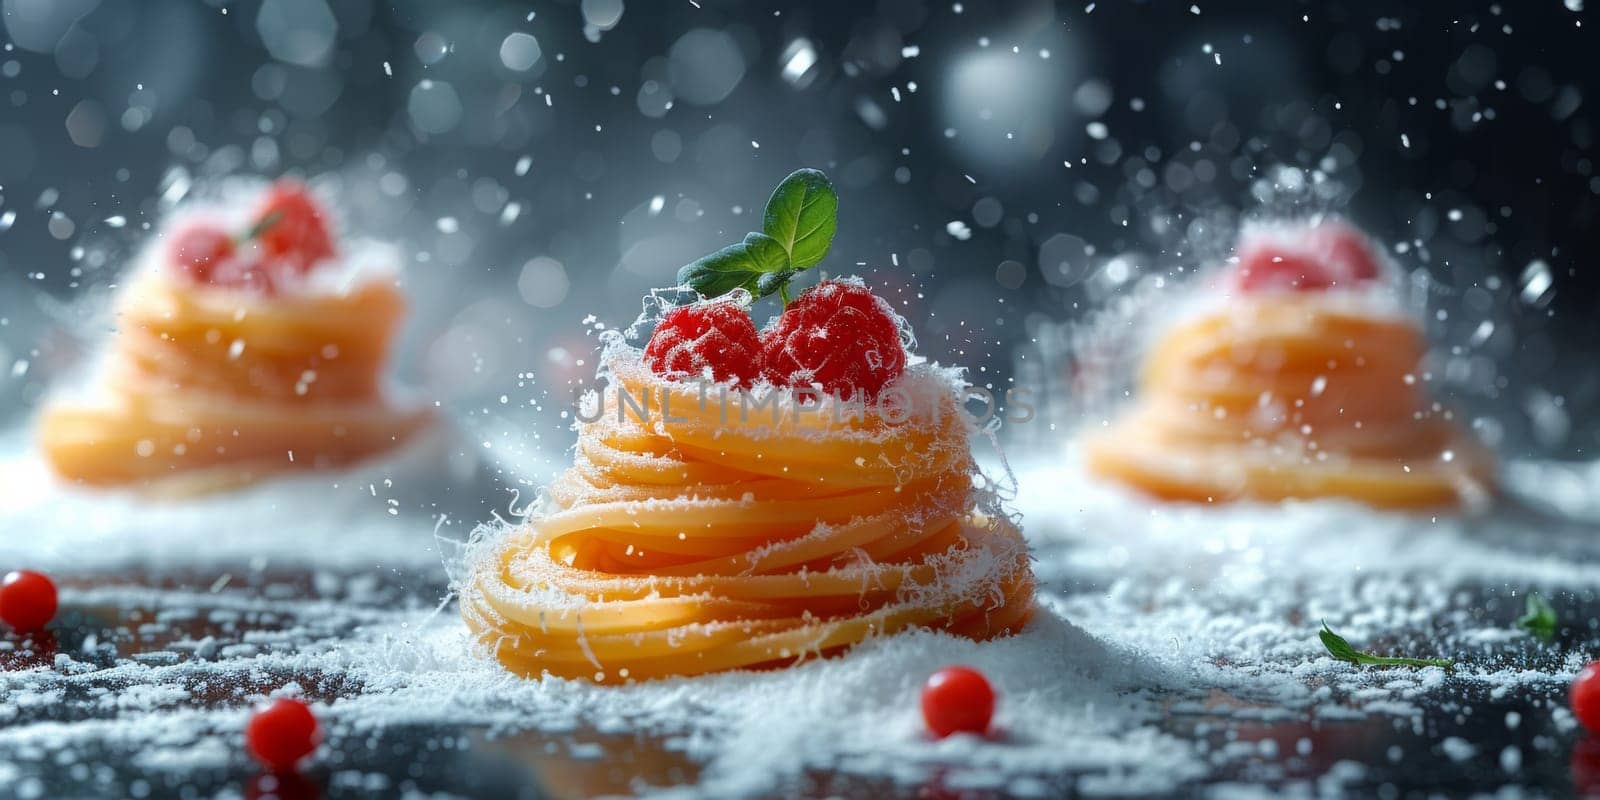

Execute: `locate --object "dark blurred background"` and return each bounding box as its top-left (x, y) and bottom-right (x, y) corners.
top-left (0, 0), bottom-right (1595, 470)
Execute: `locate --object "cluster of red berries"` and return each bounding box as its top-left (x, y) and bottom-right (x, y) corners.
top-left (168, 180), bottom-right (337, 295)
top-left (644, 280), bottom-right (907, 400)
top-left (1232, 219), bottom-right (1382, 293)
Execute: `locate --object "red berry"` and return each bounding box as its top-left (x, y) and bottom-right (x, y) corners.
top-left (246, 698), bottom-right (321, 772)
top-left (1234, 220), bottom-right (1382, 292)
top-left (0, 570), bottom-right (58, 633)
top-left (253, 181), bottom-right (336, 272)
top-left (169, 224), bottom-right (237, 282)
top-left (1574, 661), bottom-right (1600, 736)
top-left (644, 301), bottom-right (763, 386)
top-left (920, 665), bottom-right (995, 738)
top-left (760, 281), bottom-right (906, 400)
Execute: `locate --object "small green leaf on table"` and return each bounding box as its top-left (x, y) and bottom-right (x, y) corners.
top-left (1516, 593), bottom-right (1557, 641)
top-left (1319, 621), bottom-right (1454, 670)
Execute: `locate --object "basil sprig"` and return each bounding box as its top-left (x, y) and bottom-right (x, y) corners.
top-left (677, 168), bottom-right (838, 305)
top-left (1516, 593), bottom-right (1557, 641)
top-left (1319, 622), bottom-right (1454, 670)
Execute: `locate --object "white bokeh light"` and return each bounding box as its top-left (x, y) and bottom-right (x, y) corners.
top-left (668, 29), bottom-right (745, 106)
top-left (580, 0), bottom-right (624, 31)
top-left (940, 43), bottom-right (1071, 170)
top-left (407, 79), bottom-right (463, 135)
top-left (0, 0), bottom-right (100, 53)
top-left (499, 32), bottom-right (541, 72)
top-left (255, 0), bottom-right (338, 68)
top-left (517, 257), bottom-right (570, 308)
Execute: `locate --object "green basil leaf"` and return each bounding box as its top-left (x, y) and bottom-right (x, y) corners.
top-left (1318, 621), bottom-right (1453, 670)
top-left (1516, 593), bottom-right (1557, 641)
top-left (761, 168), bottom-right (838, 270)
top-left (677, 232), bottom-right (789, 299)
top-left (1318, 623), bottom-right (1361, 664)
top-left (741, 231), bottom-right (790, 273)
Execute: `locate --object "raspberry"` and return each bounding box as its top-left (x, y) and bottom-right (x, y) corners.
top-left (253, 180), bottom-right (336, 272)
top-left (1234, 219), bottom-right (1382, 292)
top-left (166, 233), bottom-right (279, 295)
top-left (644, 301), bottom-right (762, 386)
top-left (169, 224), bottom-right (237, 283)
top-left (760, 281), bottom-right (905, 400)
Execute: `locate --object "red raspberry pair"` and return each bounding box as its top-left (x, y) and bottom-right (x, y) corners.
top-left (644, 281), bottom-right (906, 399)
top-left (1232, 219), bottom-right (1383, 293)
top-left (168, 180), bottom-right (338, 294)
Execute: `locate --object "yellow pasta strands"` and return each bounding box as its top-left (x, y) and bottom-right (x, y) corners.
top-left (463, 358), bottom-right (1035, 683)
top-left (38, 272), bottom-right (430, 494)
top-left (1086, 297), bottom-right (1494, 508)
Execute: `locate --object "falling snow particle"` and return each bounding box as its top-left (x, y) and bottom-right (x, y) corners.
top-left (500, 202), bottom-right (522, 226)
top-left (1470, 320), bottom-right (1495, 346)
top-left (780, 39), bottom-right (818, 87)
top-left (1518, 260), bottom-right (1554, 307)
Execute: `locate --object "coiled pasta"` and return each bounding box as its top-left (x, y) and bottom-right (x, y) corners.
top-left (38, 271), bottom-right (430, 494)
top-left (463, 356), bottom-right (1036, 683)
top-left (1085, 296), bottom-right (1495, 508)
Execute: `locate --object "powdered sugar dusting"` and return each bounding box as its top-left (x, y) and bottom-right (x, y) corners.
top-left (1, 276), bottom-right (1598, 795)
top-left (0, 431), bottom-right (1596, 794)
